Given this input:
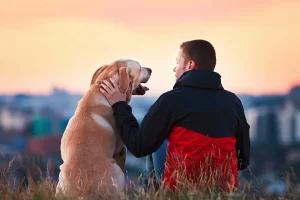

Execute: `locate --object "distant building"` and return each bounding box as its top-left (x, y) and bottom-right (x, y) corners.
top-left (245, 107), bottom-right (259, 141)
top-left (277, 101), bottom-right (294, 145)
top-left (0, 107), bottom-right (27, 132)
top-left (277, 85), bottom-right (300, 146)
top-left (245, 105), bottom-right (280, 145)
top-left (295, 111), bottom-right (300, 141)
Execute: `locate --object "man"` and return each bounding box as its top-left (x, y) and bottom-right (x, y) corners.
top-left (100, 39), bottom-right (250, 192)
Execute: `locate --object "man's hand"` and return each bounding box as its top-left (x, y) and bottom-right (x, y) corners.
top-left (132, 84), bottom-right (149, 95)
top-left (100, 79), bottom-right (126, 105)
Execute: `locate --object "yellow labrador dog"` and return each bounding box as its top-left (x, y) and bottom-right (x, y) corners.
top-left (55, 59), bottom-right (152, 199)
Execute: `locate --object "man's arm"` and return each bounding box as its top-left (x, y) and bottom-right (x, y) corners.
top-left (235, 101), bottom-right (250, 170)
top-left (112, 94), bottom-right (173, 158)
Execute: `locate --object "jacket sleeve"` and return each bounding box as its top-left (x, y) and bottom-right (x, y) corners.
top-left (112, 94), bottom-right (173, 158)
top-left (235, 100), bottom-right (251, 170)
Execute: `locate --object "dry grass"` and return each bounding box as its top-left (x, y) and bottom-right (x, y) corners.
top-left (0, 152), bottom-right (299, 200)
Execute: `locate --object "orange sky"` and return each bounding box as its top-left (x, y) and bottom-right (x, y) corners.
top-left (0, 0), bottom-right (299, 96)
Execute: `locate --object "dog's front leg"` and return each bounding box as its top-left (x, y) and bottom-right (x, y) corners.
top-left (113, 146), bottom-right (126, 173)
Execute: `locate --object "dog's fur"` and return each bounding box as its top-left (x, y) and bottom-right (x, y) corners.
top-left (55, 59), bottom-right (152, 199)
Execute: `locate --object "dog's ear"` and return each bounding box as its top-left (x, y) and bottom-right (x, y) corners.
top-left (90, 65), bottom-right (108, 86)
top-left (118, 67), bottom-right (131, 93)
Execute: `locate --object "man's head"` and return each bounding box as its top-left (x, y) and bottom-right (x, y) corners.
top-left (173, 39), bottom-right (216, 80)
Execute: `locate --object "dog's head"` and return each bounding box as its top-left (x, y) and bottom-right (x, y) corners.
top-left (90, 59), bottom-right (152, 103)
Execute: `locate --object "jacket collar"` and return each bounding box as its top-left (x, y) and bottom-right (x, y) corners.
top-left (173, 69), bottom-right (224, 90)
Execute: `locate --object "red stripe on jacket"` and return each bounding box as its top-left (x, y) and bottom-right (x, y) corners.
top-left (163, 126), bottom-right (238, 191)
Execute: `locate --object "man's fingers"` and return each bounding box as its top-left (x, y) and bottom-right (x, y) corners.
top-left (103, 80), bottom-right (114, 91)
top-left (110, 78), bottom-right (118, 89)
top-left (100, 84), bottom-right (111, 94)
top-left (100, 88), bottom-right (108, 96)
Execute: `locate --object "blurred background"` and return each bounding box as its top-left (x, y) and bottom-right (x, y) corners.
top-left (1, 0), bottom-right (300, 195)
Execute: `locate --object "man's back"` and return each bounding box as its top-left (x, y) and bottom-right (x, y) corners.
top-left (100, 39), bottom-right (250, 192)
top-left (160, 69), bottom-right (250, 191)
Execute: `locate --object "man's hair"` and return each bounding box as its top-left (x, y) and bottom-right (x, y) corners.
top-left (180, 39), bottom-right (216, 70)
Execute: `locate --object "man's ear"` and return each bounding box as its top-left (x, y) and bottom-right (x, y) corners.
top-left (119, 67), bottom-right (131, 93)
top-left (90, 65), bottom-right (108, 86)
top-left (187, 60), bottom-right (196, 70)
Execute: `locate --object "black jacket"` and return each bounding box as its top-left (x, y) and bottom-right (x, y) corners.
top-left (112, 69), bottom-right (250, 170)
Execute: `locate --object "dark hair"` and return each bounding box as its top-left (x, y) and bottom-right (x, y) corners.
top-left (180, 39), bottom-right (216, 70)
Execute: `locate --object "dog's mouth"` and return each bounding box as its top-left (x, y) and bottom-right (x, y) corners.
top-left (140, 75), bottom-right (151, 84)
top-left (132, 83), bottom-right (149, 95)
top-left (134, 67), bottom-right (151, 94)
top-left (139, 83), bottom-right (148, 89)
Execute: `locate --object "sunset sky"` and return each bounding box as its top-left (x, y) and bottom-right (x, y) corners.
top-left (0, 0), bottom-right (299, 96)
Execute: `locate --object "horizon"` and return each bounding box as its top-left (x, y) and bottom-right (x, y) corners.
top-left (0, 85), bottom-right (295, 98)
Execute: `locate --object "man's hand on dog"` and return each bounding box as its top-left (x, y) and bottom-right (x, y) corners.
top-left (100, 79), bottom-right (126, 105)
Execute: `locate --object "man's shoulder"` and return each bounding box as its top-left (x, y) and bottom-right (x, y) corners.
top-left (160, 89), bottom-right (177, 98)
top-left (223, 89), bottom-right (239, 99)
top-left (153, 90), bottom-right (178, 105)
top-left (222, 89), bottom-right (244, 107)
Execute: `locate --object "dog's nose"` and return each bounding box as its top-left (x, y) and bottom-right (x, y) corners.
top-left (146, 68), bottom-right (152, 74)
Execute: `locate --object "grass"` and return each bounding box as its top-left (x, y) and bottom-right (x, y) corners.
top-left (1, 152), bottom-right (300, 200)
